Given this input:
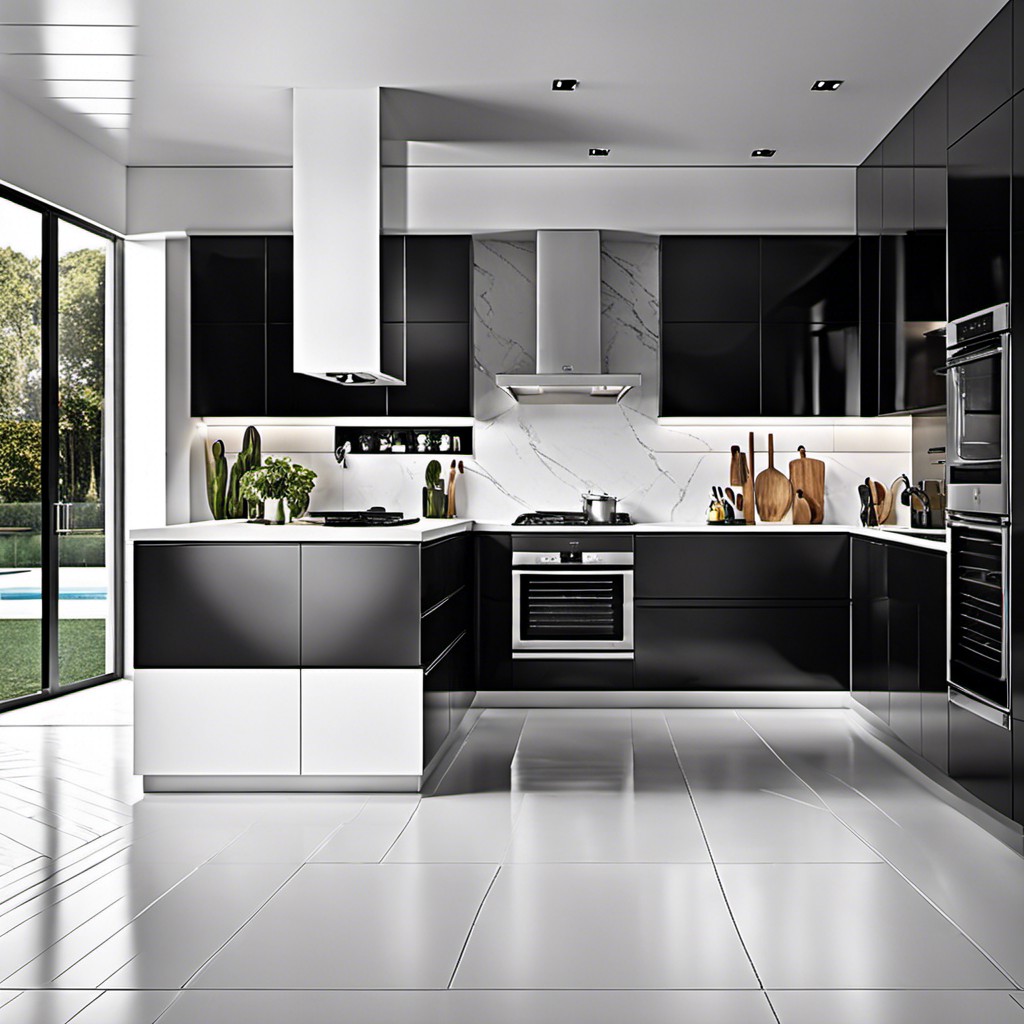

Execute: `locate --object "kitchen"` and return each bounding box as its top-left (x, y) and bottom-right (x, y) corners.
top-left (0, 1), bottom-right (1023, 1021)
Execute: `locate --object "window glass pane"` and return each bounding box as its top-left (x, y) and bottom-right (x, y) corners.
top-left (0, 198), bottom-right (43, 702)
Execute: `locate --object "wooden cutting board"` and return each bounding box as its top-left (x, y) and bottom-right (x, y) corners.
top-left (755, 433), bottom-right (793, 522)
top-left (789, 445), bottom-right (825, 524)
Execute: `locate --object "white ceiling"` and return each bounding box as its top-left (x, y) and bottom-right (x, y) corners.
top-left (0, 0), bottom-right (1008, 168)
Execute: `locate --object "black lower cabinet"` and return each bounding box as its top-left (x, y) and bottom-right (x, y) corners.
top-left (423, 632), bottom-right (471, 767)
top-left (300, 545), bottom-right (420, 667)
top-left (1015, 718), bottom-right (1024, 826)
top-left (851, 539), bottom-right (890, 724)
top-left (134, 543), bottom-right (300, 667)
top-left (948, 696), bottom-right (1014, 819)
top-left (887, 599), bottom-right (922, 753)
top-left (476, 534), bottom-right (512, 690)
top-left (635, 604), bottom-right (848, 690)
top-left (918, 551), bottom-right (948, 773)
top-left (512, 657), bottom-right (633, 690)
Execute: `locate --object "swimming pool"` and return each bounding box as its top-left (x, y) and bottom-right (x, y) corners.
top-left (0, 587), bottom-right (107, 600)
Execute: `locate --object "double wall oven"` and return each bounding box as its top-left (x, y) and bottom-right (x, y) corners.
top-left (943, 304), bottom-right (1014, 817)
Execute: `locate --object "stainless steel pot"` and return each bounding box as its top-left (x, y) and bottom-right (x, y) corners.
top-left (582, 491), bottom-right (618, 523)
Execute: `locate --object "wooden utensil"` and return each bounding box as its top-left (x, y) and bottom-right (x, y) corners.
top-left (792, 489), bottom-right (812, 524)
top-left (878, 475), bottom-right (905, 524)
top-left (743, 432), bottom-right (756, 524)
top-left (730, 446), bottom-right (747, 486)
top-left (736, 493), bottom-right (744, 512)
top-left (725, 487), bottom-right (736, 504)
top-left (788, 445), bottom-right (825, 524)
top-left (755, 433), bottom-right (793, 522)
top-left (866, 478), bottom-right (885, 524)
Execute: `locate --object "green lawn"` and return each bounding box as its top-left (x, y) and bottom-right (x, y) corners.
top-left (0, 619), bottom-right (107, 703)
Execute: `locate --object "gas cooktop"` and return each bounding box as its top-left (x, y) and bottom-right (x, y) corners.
top-left (513, 511), bottom-right (633, 526)
top-left (304, 509), bottom-right (420, 527)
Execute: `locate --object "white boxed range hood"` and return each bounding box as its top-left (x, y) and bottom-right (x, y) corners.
top-left (292, 88), bottom-right (404, 386)
top-left (496, 230), bottom-right (640, 404)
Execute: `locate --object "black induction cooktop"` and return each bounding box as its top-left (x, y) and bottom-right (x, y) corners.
top-left (306, 509), bottom-right (420, 527)
top-left (513, 511), bottom-right (633, 526)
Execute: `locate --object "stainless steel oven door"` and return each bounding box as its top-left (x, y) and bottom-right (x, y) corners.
top-left (947, 512), bottom-right (1009, 712)
top-left (946, 335), bottom-right (1008, 515)
top-left (512, 569), bottom-right (634, 651)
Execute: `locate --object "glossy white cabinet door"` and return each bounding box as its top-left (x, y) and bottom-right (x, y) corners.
top-left (301, 669), bottom-right (423, 775)
top-left (135, 669), bottom-right (301, 775)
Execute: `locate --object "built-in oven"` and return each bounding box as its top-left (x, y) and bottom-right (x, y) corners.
top-left (947, 511), bottom-right (1009, 712)
top-left (511, 535), bottom-right (633, 655)
top-left (944, 303), bottom-right (1009, 516)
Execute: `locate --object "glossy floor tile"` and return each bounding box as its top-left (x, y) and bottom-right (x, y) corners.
top-left (0, 686), bottom-right (1021, 1019)
top-left (190, 863), bottom-right (497, 989)
top-left (770, 989), bottom-right (1024, 1024)
top-left (452, 863), bottom-right (758, 989)
top-left (719, 862), bottom-right (1012, 989)
top-left (155, 989), bottom-right (778, 1024)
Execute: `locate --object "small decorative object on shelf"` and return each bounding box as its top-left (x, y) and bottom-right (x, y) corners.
top-left (334, 425), bottom-right (473, 456)
top-left (423, 459), bottom-right (447, 518)
top-left (239, 456), bottom-right (317, 525)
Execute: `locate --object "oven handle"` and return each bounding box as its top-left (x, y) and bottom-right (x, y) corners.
top-left (948, 688), bottom-right (1011, 729)
top-left (943, 345), bottom-right (1002, 370)
top-left (513, 652), bottom-right (634, 660)
top-left (947, 512), bottom-right (1008, 530)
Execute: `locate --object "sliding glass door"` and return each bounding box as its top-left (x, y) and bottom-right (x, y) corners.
top-left (0, 189), bottom-right (120, 706)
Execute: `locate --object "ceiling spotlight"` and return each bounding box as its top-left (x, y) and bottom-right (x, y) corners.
top-left (552, 79), bottom-right (579, 91)
top-left (812, 80), bottom-right (843, 91)
top-left (751, 149), bottom-right (776, 158)
top-left (589, 147), bottom-right (610, 157)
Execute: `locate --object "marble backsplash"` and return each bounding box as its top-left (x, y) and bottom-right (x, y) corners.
top-left (194, 239), bottom-right (913, 526)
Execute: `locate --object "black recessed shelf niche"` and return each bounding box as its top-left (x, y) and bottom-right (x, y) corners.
top-left (334, 425), bottom-right (474, 457)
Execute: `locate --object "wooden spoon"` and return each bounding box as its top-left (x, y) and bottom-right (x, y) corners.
top-left (754, 433), bottom-right (793, 522)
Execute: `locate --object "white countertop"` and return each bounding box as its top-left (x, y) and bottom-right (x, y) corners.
top-left (131, 517), bottom-right (946, 551)
top-left (130, 518), bottom-right (474, 543)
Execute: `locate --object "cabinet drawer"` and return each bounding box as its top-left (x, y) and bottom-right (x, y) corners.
top-left (421, 532), bottom-right (471, 611)
top-left (635, 604), bottom-right (848, 691)
top-left (635, 535), bottom-right (849, 600)
top-left (512, 657), bottom-right (633, 690)
top-left (300, 668), bottom-right (423, 776)
top-left (300, 545), bottom-right (420, 667)
top-left (422, 588), bottom-right (470, 669)
top-left (135, 669), bottom-right (299, 775)
top-left (948, 695), bottom-right (1013, 818)
top-left (134, 543), bottom-right (300, 668)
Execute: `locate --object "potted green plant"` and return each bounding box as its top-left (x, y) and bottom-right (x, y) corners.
top-left (239, 456), bottom-right (317, 524)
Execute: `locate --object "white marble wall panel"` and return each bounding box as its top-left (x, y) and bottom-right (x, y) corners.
top-left (191, 239), bottom-right (913, 525)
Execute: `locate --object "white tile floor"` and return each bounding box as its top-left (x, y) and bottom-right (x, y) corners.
top-left (0, 685), bottom-right (1022, 1021)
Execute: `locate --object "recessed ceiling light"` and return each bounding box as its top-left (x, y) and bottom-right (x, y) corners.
top-left (589, 147), bottom-right (610, 157)
top-left (751, 149), bottom-right (776, 158)
top-left (552, 79), bottom-right (579, 91)
top-left (811, 80), bottom-right (843, 91)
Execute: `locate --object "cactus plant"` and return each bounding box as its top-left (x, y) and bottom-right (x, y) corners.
top-left (205, 439), bottom-right (228, 520)
top-left (226, 425), bottom-right (262, 519)
top-left (425, 460), bottom-right (442, 490)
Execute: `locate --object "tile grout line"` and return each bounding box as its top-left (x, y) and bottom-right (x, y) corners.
top-left (446, 864), bottom-right (501, 990)
top-left (736, 710), bottom-right (1023, 990)
top-left (660, 711), bottom-right (779, 1023)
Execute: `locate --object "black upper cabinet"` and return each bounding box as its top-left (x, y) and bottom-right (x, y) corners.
top-left (761, 323), bottom-right (858, 416)
top-left (660, 237), bottom-right (760, 322)
top-left (190, 236), bottom-right (265, 324)
top-left (948, 3), bottom-right (1012, 145)
top-left (266, 236), bottom-right (293, 324)
top-left (760, 237), bottom-right (859, 324)
top-left (191, 324), bottom-right (266, 417)
top-left (380, 236), bottom-right (405, 323)
top-left (266, 324), bottom-right (386, 417)
top-left (404, 237), bottom-right (472, 323)
top-left (858, 238), bottom-right (880, 418)
top-left (387, 323), bottom-right (471, 417)
top-left (1017, 0), bottom-right (1024, 96)
top-left (915, 75), bottom-right (948, 167)
top-left (948, 100), bottom-right (1012, 321)
top-left (661, 322), bottom-right (760, 416)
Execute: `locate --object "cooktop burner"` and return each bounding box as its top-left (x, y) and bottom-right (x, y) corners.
top-left (513, 511), bottom-right (633, 526)
top-left (305, 509), bottom-right (420, 527)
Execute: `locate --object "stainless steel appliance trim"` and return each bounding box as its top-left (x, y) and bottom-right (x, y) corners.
top-left (947, 302), bottom-right (1009, 348)
top-left (512, 651), bottom-right (635, 660)
top-left (512, 551), bottom-right (634, 567)
top-left (948, 686), bottom-right (1011, 729)
top-left (944, 345), bottom-right (1004, 370)
top-left (512, 568), bottom-right (634, 651)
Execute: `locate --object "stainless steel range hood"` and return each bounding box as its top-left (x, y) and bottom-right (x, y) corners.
top-left (496, 230), bottom-right (641, 404)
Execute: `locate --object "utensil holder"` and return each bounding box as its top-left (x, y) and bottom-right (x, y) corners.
top-left (423, 486), bottom-right (447, 518)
